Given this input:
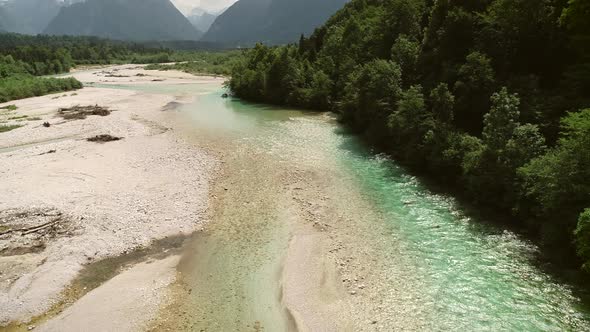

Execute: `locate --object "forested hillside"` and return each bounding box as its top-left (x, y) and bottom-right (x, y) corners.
top-left (229, 0), bottom-right (590, 270)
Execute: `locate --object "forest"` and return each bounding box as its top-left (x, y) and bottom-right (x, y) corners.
top-left (229, 0), bottom-right (590, 271)
top-left (0, 34), bottom-right (190, 102)
top-left (0, 53), bottom-right (81, 103)
top-left (0, 34), bottom-right (134, 102)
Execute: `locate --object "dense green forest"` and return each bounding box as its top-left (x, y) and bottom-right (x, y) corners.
top-left (0, 35), bottom-right (86, 102)
top-left (229, 0), bottom-right (590, 271)
top-left (0, 72), bottom-right (82, 103)
top-left (0, 34), bottom-right (178, 70)
top-left (0, 34), bottom-right (163, 102)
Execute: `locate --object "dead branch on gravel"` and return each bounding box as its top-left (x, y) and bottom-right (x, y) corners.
top-left (22, 217), bottom-right (62, 235)
top-left (0, 209), bottom-right (74, 257)
top-left (57, 105), bottom-right (111, 120)
top-left (39, 149), bottom-right (57, 156)
top-left (87, 134), bottom-right (122, 143)
top-left (0, 213), bottom-right (62, 236)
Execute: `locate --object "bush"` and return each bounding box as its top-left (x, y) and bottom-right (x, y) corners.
top-left (575, 209), bottom-right (590, 272)
top-left (0, 76), bottom-right (83, 103)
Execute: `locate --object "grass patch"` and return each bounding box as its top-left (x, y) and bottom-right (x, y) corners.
top-left (27, 117), bottom-right (42, 121)
top-left (0, 105), bottom-right (18, 111)
top-left (8, 115), bottom-right (28, 120)
top-left (0, 125), bottom-right (22, 133)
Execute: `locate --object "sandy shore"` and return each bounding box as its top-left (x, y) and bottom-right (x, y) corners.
top-left (0, 65), bottom-right (221, 328)
top-left (38, 255), bottom-right (181, 332)
top-left (71, 64), bottom-right (222, 86)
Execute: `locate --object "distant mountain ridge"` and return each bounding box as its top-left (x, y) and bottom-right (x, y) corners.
top-left (44, 0), bottom-right (200, 41)
top-left (187, 8), bottom-right (218, 34)
top-left (203, 0), bottom-right (271, 45)
top-left (202, 0), bottom-right (349, 45)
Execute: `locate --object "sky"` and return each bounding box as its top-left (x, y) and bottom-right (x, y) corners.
top-left (171, 0), bottom-right (237, 14)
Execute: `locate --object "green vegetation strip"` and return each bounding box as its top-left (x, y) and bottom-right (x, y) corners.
top-left (144, 51), bottom-right (241, 76)
top-left (0, 104), bottom-right (18, 110)
top-left (0, 124), bottom-right (21, 133)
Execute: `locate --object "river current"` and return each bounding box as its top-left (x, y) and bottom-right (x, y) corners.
top-left (105, 81), bottom-right (590, 331)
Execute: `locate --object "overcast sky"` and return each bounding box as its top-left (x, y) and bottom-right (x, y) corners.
top-left (171, 0), bottom-right (238, 14)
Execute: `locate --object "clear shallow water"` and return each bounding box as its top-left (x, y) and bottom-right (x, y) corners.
top-left (225, 94), bottom-right (590, 331)
top-left (336, 140), bottom-right (590, 330)
top-left (110, 82), bottom-right (590, 330)
top-left (258, 108), bottom-right (590, 330)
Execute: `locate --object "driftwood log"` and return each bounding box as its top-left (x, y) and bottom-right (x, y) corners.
top-left (0, 215), bottom-right (62, 236)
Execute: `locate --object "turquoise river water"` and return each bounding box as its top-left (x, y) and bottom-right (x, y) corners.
top-left (104, 81), bottom-right (590, 331)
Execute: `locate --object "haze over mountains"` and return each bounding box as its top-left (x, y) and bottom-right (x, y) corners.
top-left (0, 0), bottom-right (62, 34)
top-left (171, 0), bottom-right (235, 15)
top-left (203, 0), bottom-right (350, 45)
top-left (203, 0), bottom-right (271, 45)
top-left (187, 7), bottom-right (220, 33)
top-left (44, 0), bottom-right (200, 41)
top-left (0, 7), bottom-right (8, 31)
top-left (0, 0), bottom-right (349, 46)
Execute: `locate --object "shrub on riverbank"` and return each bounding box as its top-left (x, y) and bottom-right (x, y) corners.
top-left (145, 51), bottom-right (241, 76)
top-left (0, 104), bottom-right (17, 110)
top-left (0, 76), bottom-right (82, 103)
top-left (576, 209), bottom-right (590, 272)
top-left (0, 124), bottom-right (21, 133)
top-left (0, 37), bottom-right (83, 102)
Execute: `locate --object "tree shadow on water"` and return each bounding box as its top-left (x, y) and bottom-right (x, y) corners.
top-left (331, 124), bottom-right (590, 310)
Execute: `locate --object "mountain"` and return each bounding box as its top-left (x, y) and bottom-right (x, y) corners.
top-left (264, 0), bottom-right (350, 43)
top-left (187, 8), bottom-right (218, 34)
top-left (0, 7), bottom-right (7, 31)
top-left (202, 0), bottom-right (349, 45)
top-left (202, 0), bottom-right (271, 45)
top-left (0, 0), bottom-right (62, 34)
top-left (44, 0), bottom-right (200, 41)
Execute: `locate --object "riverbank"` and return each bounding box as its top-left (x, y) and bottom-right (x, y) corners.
top-left (2, 64), bottom-right (589, 331)
top-left (0, 65), bottom-right (221, 329)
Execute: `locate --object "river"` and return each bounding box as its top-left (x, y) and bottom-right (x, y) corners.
top-left (103, 80), bottom-right (590, 331)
